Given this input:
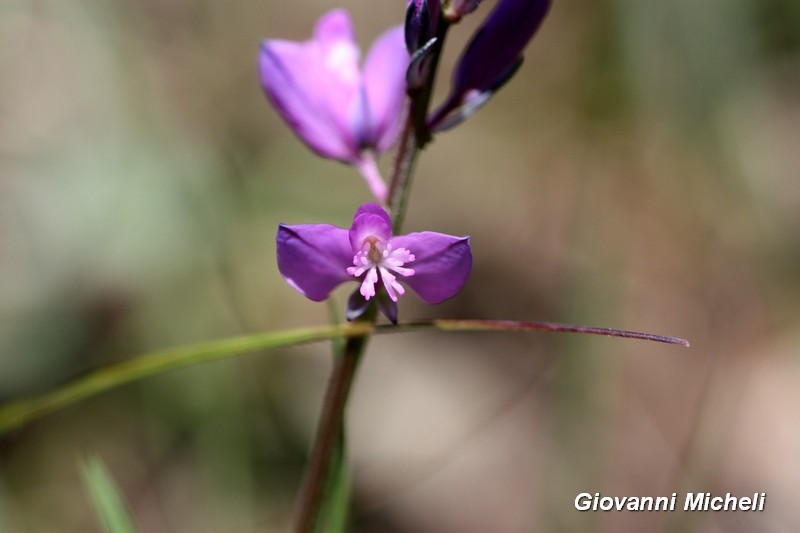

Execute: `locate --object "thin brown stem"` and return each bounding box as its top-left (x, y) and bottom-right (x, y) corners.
top-left (387, 20), bottom-right (450, 232)
top-left (293, 333), bottom-right (369, 532)
top-left (387, 118), bottom-right (420, 231)
top-left (293, 18), bottom-right (455, 533)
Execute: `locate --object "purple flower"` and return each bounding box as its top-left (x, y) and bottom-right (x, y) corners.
top-left (277, 203), bottom-right (472, 323)
top-left (259, 10), bottom-right (409, 202)
top-left (430, 0), bottom-right (550, 130)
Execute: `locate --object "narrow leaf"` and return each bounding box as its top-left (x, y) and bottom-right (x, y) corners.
top-left (0, 319), bottom-right (687, 434)
top-left (326, 298), bottom-right (345, 359)
top-left (0, 323), bottom-right (372, 435)
top-left (321, 431), bottom-right (350, 533)
top-left (81, 455), bottom-right (139, 533)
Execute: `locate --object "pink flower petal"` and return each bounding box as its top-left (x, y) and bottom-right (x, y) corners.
top-left (348, 203), bottom-right (393, 251)
top-left (390, 232), bottom-right (472, 304)
top-left (259, 9), bottom-right (365, 162)
top-left (276, 223), bottom-right (352, 301)
top-left (362, 26), bottom-right (409, 152)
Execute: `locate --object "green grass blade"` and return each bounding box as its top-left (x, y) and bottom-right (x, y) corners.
top-left (0, 323), bottom-right (373, 434)
top-left (320, 430), bottom-right (350, 533)
top-left (0, 319), bottom-right (687, 434)
top-left (326, 298), bottom-right (345, 360)
top-left (81, 455), bottom-right (139, 533)
top-left (323, 299), bottom-right (352, 532)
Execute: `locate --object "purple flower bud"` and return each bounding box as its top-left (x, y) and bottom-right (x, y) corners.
top-left (405, 0), bottom-right (440, 53)
top-left (430, 0), bottom-right (550, 130)
top-left (259, 10), bottom-right (409, 202)
top-left (443, 0), bottom-right (482, 22)
top-left (276, 203), bottom-right (472, 322)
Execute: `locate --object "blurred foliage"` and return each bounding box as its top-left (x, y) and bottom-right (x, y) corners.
top-left (1, 0), bottom-right (800, 531)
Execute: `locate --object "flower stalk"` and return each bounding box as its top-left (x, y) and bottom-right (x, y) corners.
top-left (293, 19), bottom-right (454, 529)
top-left (388, 18), bottom-right (450, 230)
top-left (292, 314), bottom-right (372, 533)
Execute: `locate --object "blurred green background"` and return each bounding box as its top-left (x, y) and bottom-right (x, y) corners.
top-left (2, 0), bottom-right (799, 531)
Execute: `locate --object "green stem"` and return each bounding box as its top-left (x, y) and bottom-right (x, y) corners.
top-left (388, 20), bottom-right (450, 232)
top-left (386, 118), bottom-right (420, 231)
top-left (294, 22), bottom-right (453, 531)
top-left (293, 333), bottom-right (369, 533)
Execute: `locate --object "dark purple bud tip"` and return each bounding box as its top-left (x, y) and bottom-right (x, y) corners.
top-left (347, 286), bottom-right (398, 324)
top-left (432, 0), bottom-right (550, 129)
top-left (375, 290), bottom-right (399, 325)
top-left (429, 57), bottom-right (522, 131)
top-left (346, 288), bottom-right (372, 322)
top-left (405, 0), bottom-right (440, 53)
top-left (456, 0), bottom-right (549, 93)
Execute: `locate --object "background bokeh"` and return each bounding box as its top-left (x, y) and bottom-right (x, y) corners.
top-left (2, 0), bottom-right (800, 531)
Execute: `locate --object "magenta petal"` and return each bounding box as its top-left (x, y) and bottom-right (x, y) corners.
top-left (260, 8), bottom-right (407, 167)
top-left (313, 8), bottom-right (357, 51)
top-left (259, 9), bottom-right (363, 162)
top-left (276, 224), bottom-right (353, 301)
top-left (362, 26), bottom-right (409, 152)
top-left (312, 9), bottom-right (364, 149)
top-left (391, 232), bottom-right (472, 304)
top-left (353, 202), bottom-right (392, 223)
top-left (259, 40), bottom-right (358, 161)
top-left (349, 203), bottom-right (393, 251)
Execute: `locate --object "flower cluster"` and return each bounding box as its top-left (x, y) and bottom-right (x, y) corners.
top-left (253, 9), bottom-right (690, 530)
top-left (260, 1), bottom-right (550, 321)
top-left (259, 1), bottom-right (550, 200)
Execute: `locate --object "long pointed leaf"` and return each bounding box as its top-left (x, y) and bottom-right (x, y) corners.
top-left (0, 319), bottom-right (687, 434)
top-left (81, 456), bottom-right (139, 533)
